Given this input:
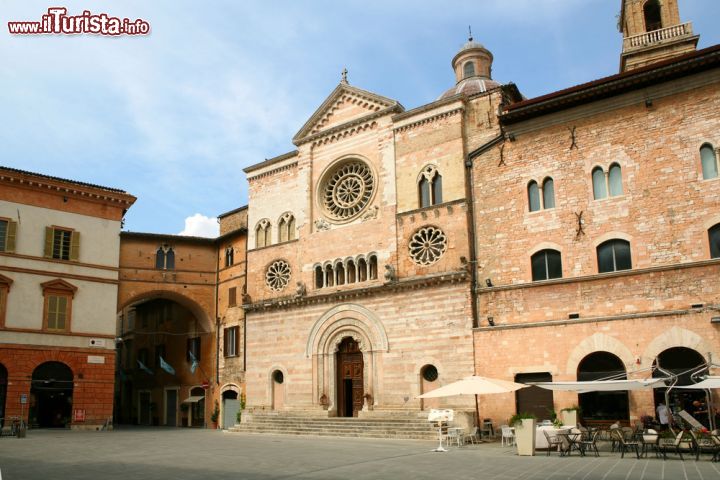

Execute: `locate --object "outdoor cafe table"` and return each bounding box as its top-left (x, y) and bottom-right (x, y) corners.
top-left (535, 426), bottom-right (569, 451)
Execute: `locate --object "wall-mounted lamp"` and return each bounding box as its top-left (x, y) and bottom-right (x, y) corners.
top-left (645, 99), bottom-right (653, 108)
top-left (711, 317), bottom-right (720, 324)
top-left (568, 313), bottom-right (580, 319)
top-left (507, 133), bottom-right (516, 142)
top-left (487, 316), bottom-right (495, 326)
top-left (485, 278), bottom-right (493, 287)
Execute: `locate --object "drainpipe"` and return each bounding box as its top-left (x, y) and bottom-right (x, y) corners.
top-left (215, 238), bottom-right (220, 386)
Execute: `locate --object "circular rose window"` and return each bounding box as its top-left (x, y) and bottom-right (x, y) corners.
top-left (409, 226), bottom-right (448, 266)
top-left (266, 260), bottom-right (291, 291)
top-left (320, 160), bottom-right (375, 221)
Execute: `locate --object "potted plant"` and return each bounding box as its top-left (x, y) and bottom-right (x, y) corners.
top-left (210, 400), bottom-right (220, 429)
top-left (236, 393), bottom-right (246, 424)
top-left (510, 413), bottom-right (537, 456)
top-left (560, 406), bottom-right (581, 427)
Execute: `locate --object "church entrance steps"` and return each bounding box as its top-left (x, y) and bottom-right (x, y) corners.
top-left (227, 415), bottom-right (439, 440)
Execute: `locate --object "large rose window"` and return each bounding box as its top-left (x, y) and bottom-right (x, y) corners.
top-left (319, 160), bottom-right (375, 221)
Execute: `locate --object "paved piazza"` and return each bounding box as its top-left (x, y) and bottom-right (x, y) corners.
top-left (1, 428), bottom-right (719, 479)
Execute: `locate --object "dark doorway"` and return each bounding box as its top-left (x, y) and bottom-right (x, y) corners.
top-left (577, 352), bottom-right (629, 424)
top-left (30, 361), bottom-right (73, 428)
top-left (166, 389), bottom-right (177, 426)
top-left (515, 372), bottom-right (554, 420)
top-left (336, 337), bottom-right (363, 417)
top-left (0, 363), bottom-right (7, 427)
top-left (190, 387), bottom-right (205, 427)
top-left (138, 391), bottom-right (151, 425)
top-left (653, 347), bottom-right (709, 427)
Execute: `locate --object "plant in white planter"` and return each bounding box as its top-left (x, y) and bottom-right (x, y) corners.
top-left (510, 413), bottom-right (537, 456)
top-left (560, 406), bottom-right (581, 427)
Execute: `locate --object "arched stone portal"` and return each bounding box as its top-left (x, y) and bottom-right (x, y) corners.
top-left (30, 361), bottom-right (73, 428)
top-left (306, 304), bottom-right (388, 416)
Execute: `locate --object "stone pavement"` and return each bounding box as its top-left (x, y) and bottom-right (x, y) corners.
top-left (0, 428), bottom-right (718, 480)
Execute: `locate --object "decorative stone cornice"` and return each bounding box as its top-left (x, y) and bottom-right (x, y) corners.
top-left (243, 270), bottom-right (469, 312)
top-left (309, 119), bottom-right (381, 148)
top-left (246, 161), bottom-right (298, 181)
top-left (393, 106), bottom-right (464, 133)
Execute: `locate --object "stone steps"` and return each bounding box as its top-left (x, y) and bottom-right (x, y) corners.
top-left (228, 415), bottom-right (439, 440)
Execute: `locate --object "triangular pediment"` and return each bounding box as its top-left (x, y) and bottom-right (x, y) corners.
top-left (293, 83), bottom-right (403, 145)
top-left (41, 278), bottom-right (78, 294)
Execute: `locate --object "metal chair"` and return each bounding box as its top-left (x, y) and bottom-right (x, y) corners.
top-left (657, 430), bottom-right (686, 460)
top-left (612, 428), bottom-right (641, 459)
top-left (689, 430), bottom-right (720, 461)
top-left (500, 425), bottom-right (515, 446)
top-left (464, 426), bottom-right (480, 445)
top-left (579, 429), bottom-right (601, 457)
top-left (445, 427), bottom-right (462, 447)
top-left (481, 419), bottom-right (494, 439)
top-left (543, 429), bottom-right (563, 456)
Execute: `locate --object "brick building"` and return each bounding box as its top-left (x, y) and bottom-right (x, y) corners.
top-left (235, 0), bottom-right (719, 431)
top-left (115, 206), bottom-right (247, 428)
top-left (0, 166), bottom-right (135, 430)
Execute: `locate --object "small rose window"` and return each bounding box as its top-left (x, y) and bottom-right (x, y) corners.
top-left (409, 226), bottom-right (447, 266)
top-left (266, 260), bottom-right (291, 291)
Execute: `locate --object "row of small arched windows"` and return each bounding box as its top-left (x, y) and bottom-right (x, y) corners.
top-left (255, 213), bottom-right (296, 249)
top-left (314, 254), bottom-right (378, 289)
top-left (531, 224), bottom-right (720, 281)
top-left (528, 145), bottom-right (719, 212)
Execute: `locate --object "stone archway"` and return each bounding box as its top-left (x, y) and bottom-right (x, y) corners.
top-left (306, 304), bottom-right (388, 416)
top-left (31, 361), bottom-right (73, 428)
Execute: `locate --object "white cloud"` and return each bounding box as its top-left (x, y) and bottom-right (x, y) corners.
top-left (178, 214), bottom-right (218, 238)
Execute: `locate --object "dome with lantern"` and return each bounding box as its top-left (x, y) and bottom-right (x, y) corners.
top-left (439, 32), bottom-right (501, 100)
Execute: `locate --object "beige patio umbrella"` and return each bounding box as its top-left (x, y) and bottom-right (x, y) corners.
top-left (418, 375), bottom-right (528, 398)
top-left (418, 375), bottom-right (528, 443)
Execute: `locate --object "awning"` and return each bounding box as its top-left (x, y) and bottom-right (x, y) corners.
top-left (529, 379), bottom-right (667, 393)
top-left (676, 377), bottom-right (720, 389)
top-left (182, 395), bottom-right (205, 403)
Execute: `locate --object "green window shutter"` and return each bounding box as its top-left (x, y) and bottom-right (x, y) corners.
top-left (6, 221), bottom-right (16, 252)
top-left (44, 227), bottom-right (54, 258)
top-left (70, 231), bottom-right (80, 261)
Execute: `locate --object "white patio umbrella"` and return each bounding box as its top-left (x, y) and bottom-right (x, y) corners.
top-left (418, 375), bottom-right (528, 398)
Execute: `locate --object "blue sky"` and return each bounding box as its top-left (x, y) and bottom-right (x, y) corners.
top-left (2, 1), bottom-right (719, 237)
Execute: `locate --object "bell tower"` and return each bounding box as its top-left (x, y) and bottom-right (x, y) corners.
top-left (619, 0), bottom-right (698, 72)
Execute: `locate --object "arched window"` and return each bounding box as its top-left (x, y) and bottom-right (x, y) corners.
top-left (542, 177), bottom-right (555, 209)
top-left (225, 246), bottom-right (234, 267)
top-left (608, 163), bottom-right (623, 196)
top-left (527, 181), bottom-right (540, 212)
top-left (336, 263), bottom-right (345, 286)
top-left (463, 61), bottom-right (475, 78)
top-left (700, 143), bottom-right (718, 179)
top-left (255, 219), bottom-right (270, 248)
top-left (165, 248), bottom-right (175, 270)
top-left (643, 0), bottom-right (662, 32)
top-left (419, 177), bottom-right (431, 208)
top-left (314, 265), bottom-right (324, 289)
top-left (592, 167), bottom-right (607, 200)
top-left (578, 352), bottom-right (629, 422)
top-left (531, 249), bottom-right (562, 281)
top-left (346, 260), bottom-right (356, 283)
top-left (368, 255), bottom-right (378, 280)
top-left (597, 239), bottom-right (632, 273)
top-left (418, 165), bottom-right (442, 208)
top-left (709, 224), bottom-right (720, 259)
top-left (155, 247), bottom-right (165, 269)
top-left (324, 265), bottom-right (334, 288)
top-left (358, 258), bottom-right (368, 282)
top-left (278, 213), bottom-right (296, 243)
top-left (155, 245), bottom-right (174, 270)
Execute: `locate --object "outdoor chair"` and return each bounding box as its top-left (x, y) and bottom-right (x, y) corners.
top-left (445, 427), bottom-right (462, 447)
top-left (481, 419), bottom-right (494, 439)
top-left (689, 430), bottom-right (720, 461)
top-left (641, 429), bottom-right (659, 458)
top-left (500, 425), bottom-right (515, 446)
top-left (543, 429), bottom-right (563, 456)
top-left (611, 428), bottom-right (640, 459)
top-left (657, 430), bottom-right (687, 460)
top-left (578, 429), bottom-right (601, 457)
top-left (464, 426), bottom-right (480, 445)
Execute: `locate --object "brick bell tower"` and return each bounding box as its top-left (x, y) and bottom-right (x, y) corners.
top-left (619, 0), bottom-right (699, 72)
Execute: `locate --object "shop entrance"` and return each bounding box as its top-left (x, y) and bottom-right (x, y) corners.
top-left (30, 362), bottom-right (73, 428)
